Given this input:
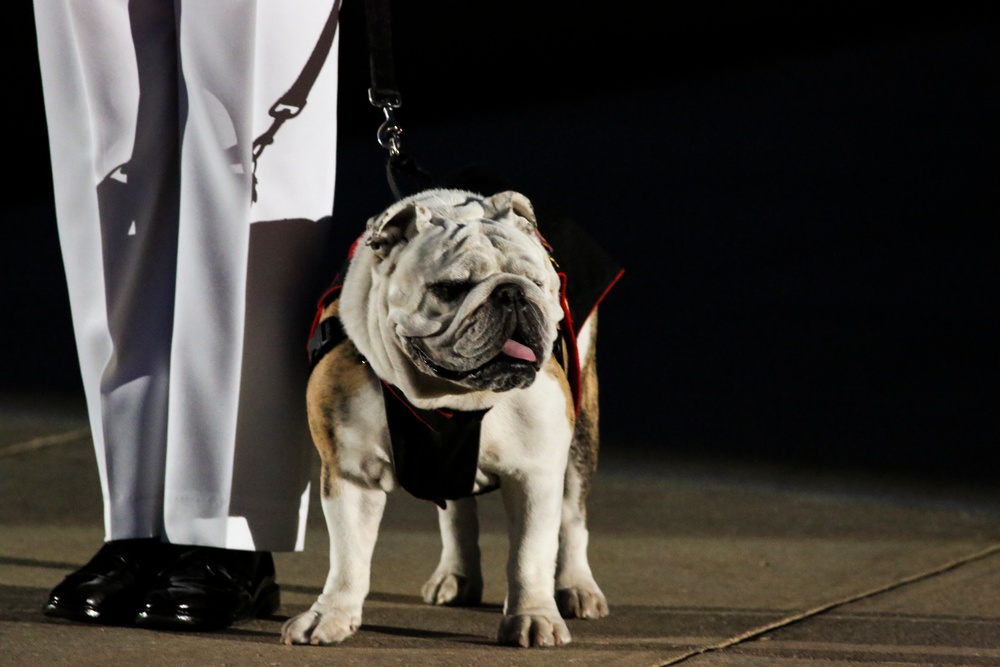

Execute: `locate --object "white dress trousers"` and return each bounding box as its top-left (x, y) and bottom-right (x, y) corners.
top-left (33, 0), bottom-right (342, 552)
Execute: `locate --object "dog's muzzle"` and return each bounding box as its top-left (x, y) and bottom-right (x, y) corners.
top-left (407, 282), bottom-right (550, 391)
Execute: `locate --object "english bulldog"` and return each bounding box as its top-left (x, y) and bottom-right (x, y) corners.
top-left (281, 187), bottom-right (614, 648)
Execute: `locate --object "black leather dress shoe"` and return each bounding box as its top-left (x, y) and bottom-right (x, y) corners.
top-left (42, 538), bottom-right (179, 624)
top-left (134, 547), bottom-right (280, 631)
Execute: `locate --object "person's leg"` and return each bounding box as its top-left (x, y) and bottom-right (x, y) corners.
top-left (37, 0), bottom-right (342, 629)
top-left (134, 0), bottom-right (341, 630)
top-left (159, 0), bottom-right (340, 554)
top-left (34, 0), bottom-right (184, 623)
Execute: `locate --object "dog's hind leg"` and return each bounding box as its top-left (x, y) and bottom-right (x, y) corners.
top-left (555, 314), bottom-right (609, 619)
top-left (421, 496), bottom-right (484, 606)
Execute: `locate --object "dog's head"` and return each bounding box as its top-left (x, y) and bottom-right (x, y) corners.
top-left (338, 188), bottom-right (564, 404)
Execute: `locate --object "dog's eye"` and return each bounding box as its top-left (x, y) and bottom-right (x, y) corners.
top-left (429, 281), bottom-right (472, 302)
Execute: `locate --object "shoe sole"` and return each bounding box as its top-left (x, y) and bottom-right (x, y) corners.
top-left (133, 583), bottom-right (281, 631)
top-left (42, 602), bottom-right (136, 626)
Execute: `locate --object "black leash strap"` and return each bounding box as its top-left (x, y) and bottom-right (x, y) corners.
top-left (364, 0), bottom-right (399, 110)
top-left (364, 0), bottom-right (433, 199)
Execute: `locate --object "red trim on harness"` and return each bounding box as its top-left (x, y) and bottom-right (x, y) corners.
top-left (586, 268), bottom-right (625, 325)
top-left (556, 267), bottom-right (624, 416)
top-left (306, 233), bottom-right (365, 355)
top-left (346, 234), bottom-right (362, 260)
top-left (381, 381), bottom-right (441, 432)
top-left (557, 271), bottom-right (582, 416)
top-left (382, 381), bottom-right (458, 426)
top-left (308, 284), bottom-right (342, 350)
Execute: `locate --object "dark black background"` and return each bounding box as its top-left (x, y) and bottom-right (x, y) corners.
top-left (5, 2), bottom-right (997, 480)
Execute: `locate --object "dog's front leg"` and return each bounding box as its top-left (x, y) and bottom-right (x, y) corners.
top-left (498, 472), bottom-right (571, 647)
top-left (281, 481), bottom-right (386, 645)
top-left (422, 496), bottom-right (484, 606)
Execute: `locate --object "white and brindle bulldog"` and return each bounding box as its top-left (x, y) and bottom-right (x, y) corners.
top-left (282, 188), bottom-right (610, 648)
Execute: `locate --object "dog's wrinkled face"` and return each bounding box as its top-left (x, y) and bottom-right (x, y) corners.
top-left (342, 189), bottom-right (564, 397)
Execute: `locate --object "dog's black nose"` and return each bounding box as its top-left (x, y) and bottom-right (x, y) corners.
top-left (492, 283), bottom-right (525, 306)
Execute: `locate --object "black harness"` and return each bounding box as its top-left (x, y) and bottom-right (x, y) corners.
top-left (379, 383), bottom-right (491, 508)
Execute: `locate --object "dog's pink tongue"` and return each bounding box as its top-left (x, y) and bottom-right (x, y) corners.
top-left (502, 339), bottom-right (536, 362)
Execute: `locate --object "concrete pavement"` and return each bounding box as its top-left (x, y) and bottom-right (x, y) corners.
top-left (2, 391), bottom-right (999, 666)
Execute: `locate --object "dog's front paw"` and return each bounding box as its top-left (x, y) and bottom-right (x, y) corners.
top-left (497, 613), bottom-right (571, 648)
top-left (421, 570), bottom-right (483, 607)
top-left (556, 582), bottom-right (609, 619)
top-left (280, 608), bottom-right (360, 646)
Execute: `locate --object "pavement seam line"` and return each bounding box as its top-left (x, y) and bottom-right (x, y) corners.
top-left (0, 427), bottom-right (91, 458)
top-left (653, 541), bottom-right (1000, 666)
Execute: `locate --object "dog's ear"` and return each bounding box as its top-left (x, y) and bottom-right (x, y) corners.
top-left (365, 202), bottom-right (432, 259)
top-left (485, 190), bottom-right (537, 235)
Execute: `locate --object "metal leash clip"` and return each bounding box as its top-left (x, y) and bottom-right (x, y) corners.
top-left (369, 88), bottom-right (403, 156)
